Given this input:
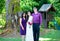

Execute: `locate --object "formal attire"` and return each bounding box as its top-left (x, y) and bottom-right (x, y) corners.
top-left (32, 12), bottom-right (42, 41)
top-left (20, 18), bottom-right (26, 35)
top-left (26, 16), bottom-right (34, 41)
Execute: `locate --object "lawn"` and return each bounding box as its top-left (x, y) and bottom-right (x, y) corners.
top-left (0, 37), bottom-right (21, 41)
top-left (0, 30), bottom-right (60, 41)
top-left (40, 30), bottom-right (60, 41)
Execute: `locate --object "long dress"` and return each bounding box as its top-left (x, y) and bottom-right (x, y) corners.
top-left (20, 18), bottom-right (26, 35)
top-left (26, 16), bottom-right (34, 41)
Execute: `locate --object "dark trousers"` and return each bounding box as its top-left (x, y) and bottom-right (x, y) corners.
top-left (33, 23), bottom-right (40, 41)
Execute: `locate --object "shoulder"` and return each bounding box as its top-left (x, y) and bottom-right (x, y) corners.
top-left (38, 12), bottom-right (42, 16)
top-left (32, 13), bottom-right (34, 16)
top-left (38, 12), bottom-right (42, 14)
top-left (20, 18), bottom-right (22, 19)
top-left (20, 18), bottom-right (22, 20)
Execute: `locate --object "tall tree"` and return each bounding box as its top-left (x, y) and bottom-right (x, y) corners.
top-left (0, 0), bottom-right (5, 13)
top-left (20, 0), bottom-right (39, 12)
top-left (6, 0), bottom-right (20, 29)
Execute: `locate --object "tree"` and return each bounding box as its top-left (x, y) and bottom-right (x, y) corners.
top-left (48, 0), bottom-right (60, 17)
top-left (8, 0), bottom-right (20, 14)
top-left (0, 0), bottom-right (5, 13)
top-left (6, 0), bottom-right (20, 29)
top-left (33, 0), bottom-right (49, 10)
top-left (20, 0), bottom-right (39, 12)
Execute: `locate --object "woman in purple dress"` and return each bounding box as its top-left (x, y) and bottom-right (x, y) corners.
top-left (20, 12), bottom-right (27, 41)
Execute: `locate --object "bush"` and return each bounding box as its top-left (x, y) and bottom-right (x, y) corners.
top-left (54, 16), bottom-right (60, 26)
top-left (40, 23), bottom-right (44, 32)
top-left (0, 19), bottom-right (6, 27)
top-left (48, 21), bottom-right (55, 29)
top-left (20, 0), bottom-right (39, 12)
top-left (48, 16), bottom-right (60, 29)
top-left (0, 0), bottom-right (5, 13)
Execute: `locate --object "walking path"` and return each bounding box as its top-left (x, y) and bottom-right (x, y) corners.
top-left (3, 31), bottom-right (20, 38)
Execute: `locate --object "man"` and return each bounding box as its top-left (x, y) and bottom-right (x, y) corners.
top-left (32, 7), bottom-right (42, 41)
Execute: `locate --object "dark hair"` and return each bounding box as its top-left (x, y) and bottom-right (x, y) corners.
top-left (26, 11), bottom-right (31, 22)
top-left (21, 12), bottom-right (26, 19)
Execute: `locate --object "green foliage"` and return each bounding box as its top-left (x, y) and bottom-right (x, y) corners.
top-left (0, 29), bottom-right (4, 34)
top-left (39, 0), bottom-right (48, 5)
top-left (40, 23), bottom-right (44, 28)
top-left (53, 3), bottom-right (60, 17)
top-left (8, 0), bottom-right (20, 14)
top-left (0, 18), bottom-right (6, 26)
top-left (54, 16), bottom-right (60, 26)
top-left (48, 21), bottom-right (55, 29)
top-left (48, 16), bottom-right (60, 29)
top-left (34, 0), bottom-right (60, 17)
top-left (47, 0), bottom-right (60, 4)
top-left (0, 14), bottom-right (6, 27)
top-left (48, 11), bottom-right (56, 17)
top-left (40, 23), bottom-right (44, 32)
top-left (0, 0), bottom-right (5, 13)
top-left (20, 0), bottom-right (39, 12)
top-left (2, 8), bottom-right (6, 13)
top-left (47, 0), bottom-right (60, 17)
top-left (0, 0), bottom-right (60, 29)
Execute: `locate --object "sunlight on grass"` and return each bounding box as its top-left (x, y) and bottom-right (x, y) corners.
top-left (39, 38), bottom-right (51, 40)
top-left (39, 38), bottom-right (56, 41)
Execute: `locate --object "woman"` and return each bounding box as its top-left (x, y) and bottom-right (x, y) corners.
top-left (26, 11), bottom-right (34, 41)
top-left (20, 12), bottom-right (27, 41)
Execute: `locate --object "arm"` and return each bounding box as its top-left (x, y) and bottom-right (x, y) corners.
top-left (31, 16), bottom-right (33, 24)
top-left (20, 18), bottom-right (24, 30)
top-left (39, 13), bottom-right (42, 25)
top-left (31, 13), bottom-right (34, 16)
top-left (28, 16), bottom-right (33, 25)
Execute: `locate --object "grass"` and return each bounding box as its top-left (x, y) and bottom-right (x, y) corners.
top-left (0, 30), bottom-right (60, 41)
top-left (0, 37), bottom-right (21, 41)
top-left (0, 29), bottom-right (3, 34)
top-left (40, 30), bottom-right (60, 41)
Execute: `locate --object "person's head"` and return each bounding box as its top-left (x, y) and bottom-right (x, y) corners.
top-left (21, 12), bottom-right (26, 18)
top-left (26, 11), bottom-right (31, 21)
top-left (33, 7), bottom-right (38, 13)
top-left (27, 11), bottom-right (31, 16)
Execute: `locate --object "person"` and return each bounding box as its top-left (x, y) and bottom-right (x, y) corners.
top-left (20, 12), bottom-right (27, 41)
top-left (32, 7), bottom-right (42, 41)
top-left (26, 11), bottom-right (34, 41)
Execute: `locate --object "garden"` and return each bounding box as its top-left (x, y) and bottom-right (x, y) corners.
top-left (0, 0), bottom-right (60, 41)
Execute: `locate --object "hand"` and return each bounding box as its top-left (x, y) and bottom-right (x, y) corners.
top-left (28, 22), bottom-right (32, 25)
top-left (22, 27), bottom-right (24, 30)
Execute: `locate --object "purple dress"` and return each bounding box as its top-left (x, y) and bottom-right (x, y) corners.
top-left (20, 18), bottom-right (26, 35)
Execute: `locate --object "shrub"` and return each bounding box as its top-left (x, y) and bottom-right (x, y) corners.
top-left (48, 16), bottom-right (60, 29)
top-left (40, 23), bottom-right (44, 32)
top-left (54, 16), bottom-right (60, 26)
top-left (0, 19), bottom-right (6, 27)
top-left (48, 21), bottom-right (55, 29)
